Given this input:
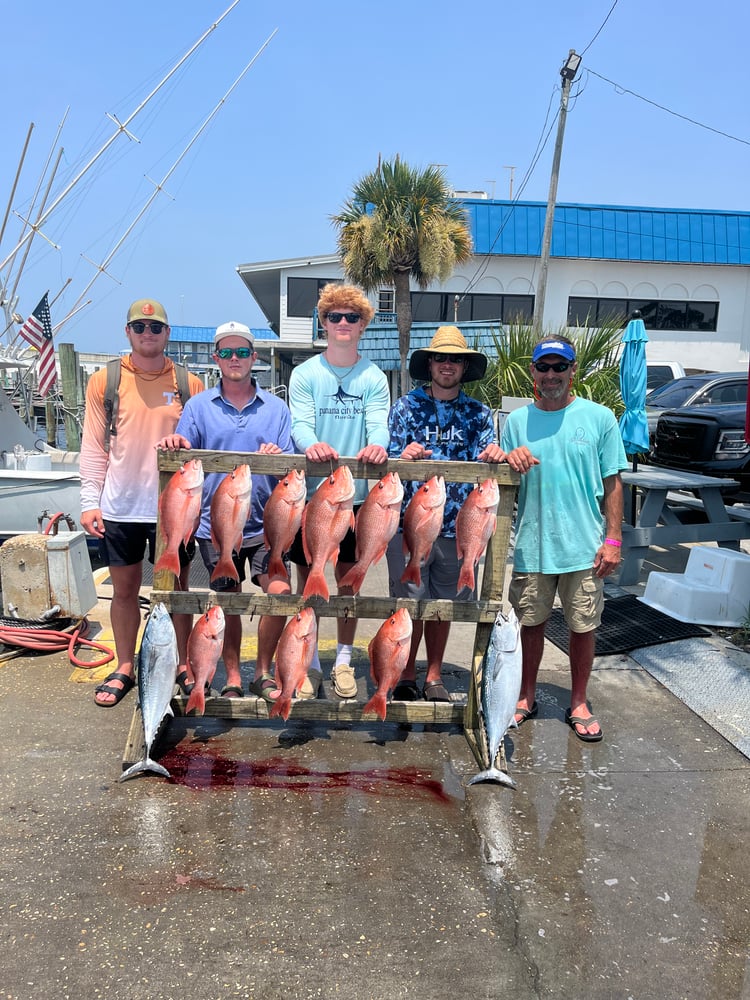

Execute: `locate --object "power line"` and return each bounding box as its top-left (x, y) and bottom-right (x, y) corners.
top-left (586, 67), bottom-right (750, 146)
top-left (579, 0), bottom-right (621, 58)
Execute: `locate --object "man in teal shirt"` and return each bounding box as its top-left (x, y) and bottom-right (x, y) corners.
top-left (288, 283), bottom-right (390, 698)
top-left (501, 336), bottom-right (628, 742)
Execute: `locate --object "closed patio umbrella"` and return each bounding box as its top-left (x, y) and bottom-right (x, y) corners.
top-left (618, 312), bottom-right (650, 526)
top-left (618, 312), bottom-right (650, 465)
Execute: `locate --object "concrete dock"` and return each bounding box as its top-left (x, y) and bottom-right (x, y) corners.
top-left (0, 540), bottom-right (749, 1000)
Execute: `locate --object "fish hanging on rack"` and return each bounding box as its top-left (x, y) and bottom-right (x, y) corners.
top-left (263, 469), bottom-right (306, 582)
top-left (154, 459), bottom-right (204, 579)
top-left (301, 466), bottom-right (355, 600)
top-left (400, 475), bottom-right (446, 587)
top-left (209, 464), bottom-right (252, 583)
top-left (455, 478), bottom-right (500, 594)
top-left (339, 472), bottom-right (404, 594)
top-left (362, 608), bottom-right (413, 721)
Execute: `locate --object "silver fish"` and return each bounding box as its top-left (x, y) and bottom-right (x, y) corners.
top-left (119, 603), bottom-right (179, 782)
top-left (468, 607), bottom-right (522, 788)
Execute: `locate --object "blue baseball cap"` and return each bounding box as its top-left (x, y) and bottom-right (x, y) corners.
top-left (532, 340), bottom-right (576, 363)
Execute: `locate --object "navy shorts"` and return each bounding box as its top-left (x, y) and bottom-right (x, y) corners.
top-left (100, 520), bottom-right (195, 569)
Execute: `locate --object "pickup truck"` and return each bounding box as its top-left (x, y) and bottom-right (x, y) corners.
top-left (650, 400), bottom-right (750, 504)
top-left (646, 361), bottom-right (685, 390)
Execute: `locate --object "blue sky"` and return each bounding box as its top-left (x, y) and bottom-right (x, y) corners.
top-left (2, 0), bottom-right (748, 353)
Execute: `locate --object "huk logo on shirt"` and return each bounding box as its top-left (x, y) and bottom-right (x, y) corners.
top-left (425, 424), bottom-right (464, 444)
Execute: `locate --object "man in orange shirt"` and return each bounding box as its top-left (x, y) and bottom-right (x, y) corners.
top-left (80, 298), bottom-right (204, 706)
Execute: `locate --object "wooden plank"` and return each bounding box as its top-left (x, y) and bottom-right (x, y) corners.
top-left (151, 590), bottom-right (504, 623)
top-left (123, 705), bottom-right (145, 770)
top-left (169, 693), bottom-right (466, 724)
top-left (157, 449), bottom-right (520, 488)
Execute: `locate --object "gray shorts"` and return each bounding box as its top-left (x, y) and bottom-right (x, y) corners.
top-left (386, 533), bottom-right (475, 602)
top-left (508, 568), bottom-right (603, 633)
top-left (197, 534), bottom-right (288, 593)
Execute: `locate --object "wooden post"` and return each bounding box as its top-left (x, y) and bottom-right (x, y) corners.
top-left (58, 343), bottom-right (80, 451)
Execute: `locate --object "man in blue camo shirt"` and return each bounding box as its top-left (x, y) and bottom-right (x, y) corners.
top-left (386, 327), bottom-right (506, 702)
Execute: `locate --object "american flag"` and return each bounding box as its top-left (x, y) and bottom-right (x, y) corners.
top-left (19, 292), bottom-right (57, 396)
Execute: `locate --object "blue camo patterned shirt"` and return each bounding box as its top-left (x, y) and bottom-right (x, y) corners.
top-left (388, 385), bottom-right (495, 537)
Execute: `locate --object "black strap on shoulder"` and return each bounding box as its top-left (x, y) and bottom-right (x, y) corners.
top-left (102, 358), bottom-right (121, 453)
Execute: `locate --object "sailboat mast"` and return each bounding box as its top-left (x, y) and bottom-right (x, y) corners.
top-left (0, 0), bottom-right (242, 275)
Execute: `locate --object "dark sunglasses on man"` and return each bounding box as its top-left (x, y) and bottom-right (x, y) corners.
top-left (129, 321), bottom-right (166, 334)
top-left (326, 312), bottom-right (361, 324)
top-left (533, 361), bottom-right (572, 373)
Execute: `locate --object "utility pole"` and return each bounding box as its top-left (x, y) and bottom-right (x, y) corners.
top-left (533, 50), bottom-right (581, 339)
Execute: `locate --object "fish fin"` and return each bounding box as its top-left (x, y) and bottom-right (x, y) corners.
top-left (456, 563), bottom-right (475, 594)
top-left (400, 561), bottom-right (422, 587)
top-left (466, 767), bottom-right (516, 789)
top-left (303, 571), bottom-right (329, 601)
top-left (210, 558), bottom-right (239, 583)
top-left (269, 696), bottom-right (291, 721)
top-left (338, 563), bottom-right (364, 594)
top-left (267, 556), bottom-right (290, 582)
top-left (362, 693), bottom-right (387, 722)
top-left (153, 551), bottom-right (181, 578)
top-left (185, 686), bottom-right (206, 716)
top-left (119, 758), bottom-right (171, 782)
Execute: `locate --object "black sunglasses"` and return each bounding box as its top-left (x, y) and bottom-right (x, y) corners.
top-left (533, 361), bottom-right (572, 373)
top-left (129, 321), bottom-right (166, 334)
top-left (431, 353), bottom-right (465, 364)
top-left (216, 347), bottom-right (252, 359)
top-left (326, 312), bottom-right (361, 324)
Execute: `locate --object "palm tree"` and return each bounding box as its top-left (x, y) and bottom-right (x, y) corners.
top-left (333, 156), bottom-right (473, 394)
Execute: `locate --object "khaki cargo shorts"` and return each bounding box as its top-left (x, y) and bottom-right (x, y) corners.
top-left (508, 568), bottom-right (603, 633)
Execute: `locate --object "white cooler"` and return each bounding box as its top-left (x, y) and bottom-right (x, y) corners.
top-left (640, 545), bottom-right (750, 627)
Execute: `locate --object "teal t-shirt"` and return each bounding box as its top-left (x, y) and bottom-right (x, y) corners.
top-left (501, 397), bottom-right (628, 574)
top-left (289, 354), bottom-right (391, 504)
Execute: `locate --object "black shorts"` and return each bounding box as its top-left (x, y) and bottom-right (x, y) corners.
top-left (287, 505), bottom-right (360, 567)
top-left (100, 520), bottom-right (195, 569)
top-left (197, 536), bottom-right (290, 592)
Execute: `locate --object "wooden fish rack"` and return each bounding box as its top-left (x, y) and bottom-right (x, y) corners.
top-left (123, 451), bottom-right (519, 774)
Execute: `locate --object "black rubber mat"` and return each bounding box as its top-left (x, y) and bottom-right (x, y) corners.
top-left (545, 595), bottom-right (711, 655)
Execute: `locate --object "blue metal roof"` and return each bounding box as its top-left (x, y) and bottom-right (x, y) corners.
top-left (359, 321), bottom-right (500, 370)
top-left (463, 199), bottom-right (750, 265)
top-left (170, 325), bottom-right (279, 343)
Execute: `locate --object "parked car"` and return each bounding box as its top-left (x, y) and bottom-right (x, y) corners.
top-left (645, 371), bottom-right (748, 439)
top-left (650, 395), bottom-right (750, 504)
top-left (646, 361), bottom-right (685, 391)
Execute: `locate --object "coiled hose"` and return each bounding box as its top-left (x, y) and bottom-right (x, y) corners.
top-left (0, 513), bottom-right (114, 668)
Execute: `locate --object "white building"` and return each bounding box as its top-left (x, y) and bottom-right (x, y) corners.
top-left (236, 198), bottom-right (750, 389)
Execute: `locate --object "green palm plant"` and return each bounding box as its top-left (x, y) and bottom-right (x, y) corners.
top-left (333, 156), bottom-right (473, 394)
top-left (465, 318), bottom-right (626, 416)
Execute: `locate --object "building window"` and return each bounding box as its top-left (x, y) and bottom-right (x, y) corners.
top-left (287, 277), bottom-right (340, 318)
top-left (566, 296), bottom-right (718, 332)
top-left (378, 288), bottom-right (395, 313)
top-left (409, 291), bottom-right (534, 324)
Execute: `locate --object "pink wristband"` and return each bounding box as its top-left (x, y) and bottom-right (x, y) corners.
top-left (605, 538), bottom-right (622, 547)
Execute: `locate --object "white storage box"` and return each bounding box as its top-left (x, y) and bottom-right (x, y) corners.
top-left (640, 546), bottom-right (750, 627)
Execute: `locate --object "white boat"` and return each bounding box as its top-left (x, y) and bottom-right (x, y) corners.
top-left (0, 380), bottom-right (81, 540)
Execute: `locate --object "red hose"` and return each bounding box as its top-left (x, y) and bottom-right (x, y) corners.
top-left (0, 617), bottom-right (114, 669)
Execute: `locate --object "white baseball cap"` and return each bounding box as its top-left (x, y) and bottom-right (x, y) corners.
top-left (214, 321), bottom-right (254, 347)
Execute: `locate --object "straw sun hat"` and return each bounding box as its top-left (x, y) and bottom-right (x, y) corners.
top-left (408, 326), bottom-right (487, 383)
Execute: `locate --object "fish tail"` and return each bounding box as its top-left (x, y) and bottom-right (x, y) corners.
top-left (119, 758), bottom-right (171, 782)
top-left (362, 692), bottom-right (387, 721)
top-left (185, 686), bottom-right (206, 716)
top-left (303, 570), bottom-right (329, 601)
top-left (338, 563), bottom-right (364, 594)
top-left (269, 696), bottom-right (292, 721)
top-left (154, 550), bottom-right (181, 579)
top-left (400, 560), bottom-right (422, 587)
top-left (456, 563), bottom-right (475, 594)
top-left (466, 767), bottom-right (517, 789)
top-left (267, 556), bottom-right (290, 582)
top-left (210, 558), bottom-right (239, 583)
